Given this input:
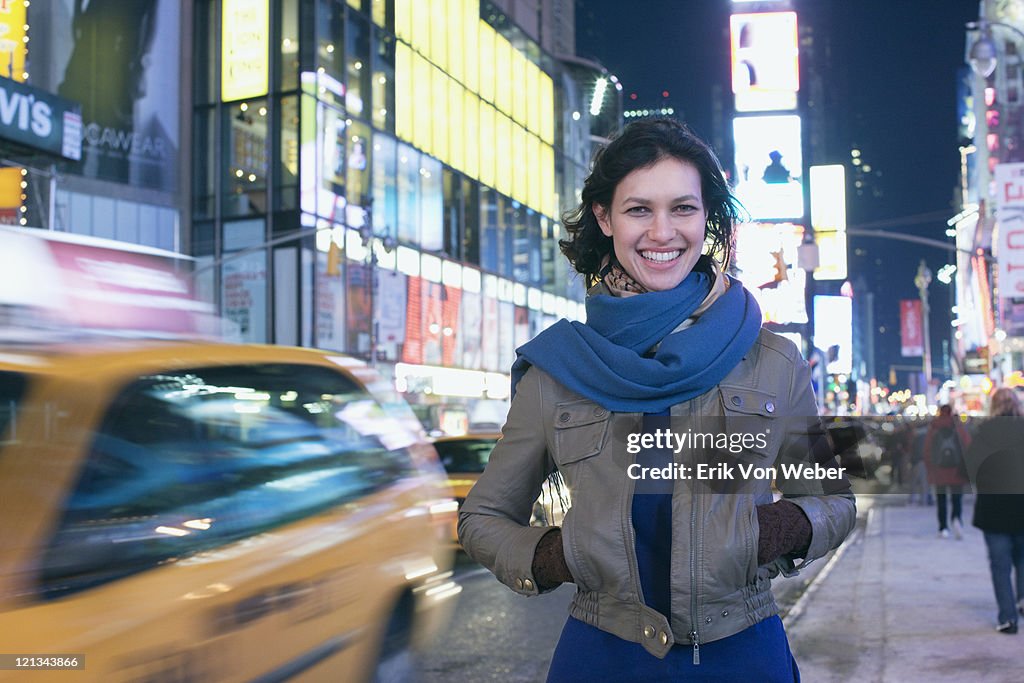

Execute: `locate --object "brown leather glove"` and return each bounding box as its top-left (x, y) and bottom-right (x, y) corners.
top-left (755, 499), bottom-right (813, 566)
top-left (531, 528), bottom-right (574, 590)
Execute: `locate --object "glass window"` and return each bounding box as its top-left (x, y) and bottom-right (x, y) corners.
top-left (346, 13), bottom-right (371, 119)
top-left (412, 53), bottom-right (433, 155)
top-left (478, 23), bottom-right (495, 105)
top-left (431, 70), bottom-right (449, 164)
top-left (223, 100), bottom-right (269, 217)
top-left (410, 0), bottom-right (430, 58)
top-left (498, 194), bottom-right (512, 277)
top-left (346, 120), bottom-right (373, 213)
top-left (479, 187), bottom-right (498, 272)
top-left (278, 95), bottom-right (300, 211)
top-left (222, 219), bottom-right (268, 342)
top-left (512, 202), bottom-right (530, 284)
top-left (529, 210), bottom-right (542, 286)
top-left (462, 0), bottom-right (479, 93)
top-left (316, 246), bottom-right (347, 351)
top-left (525, 62), bottom-right (539, 136)
top-left (494, 34), bottom-right (512, 116)
top-left (461, 177), bottom-right (480, 265)
top-left (527, 133), bottom-right (540, 213)
top-left (192, 220), bottom-right (216, 258)
top-left (429, 0), bottom-right (447, 71)
top-left (37, 364), bottom-right (415, 598)
top-left (372, 29), bottom-right (396, 132)
top-left (317, 101), bottom-right (347, 215)
top-left (0, 372), bottom-right (27, 445)
top-left (395, 0), bottom-right (412, 43)
top-left (278, 0), bottom-right (300, 91)
top-left (479, 104), bottom-right (495, 190)
top-left (511, 50), bottom-right (526, 126)
top-left (539, 72), bottom-right (555, 145)
top-left (395, 41), bottom-right (413, 141)
top-left (463, 92), bottom-right (479, 180)
top-left (420, 156), bottom-right (443, 252)
top-left (347, 259), bottom-right (372, 353)
top-left (511, 123), bottom-right (526, 203)
top-left (495, 113), bottom-right (512, 198)
top-left (397, 143), bottom-right (420, 244)
top-left (371, 0), bottom-right (389, 29)
top-left (442, 168), bottom-right (461, 259)
top-left (446, 0), bottom-right (464, 84)
top-left (317, 0), bottom-right (345, 84)
top-left (372, 133), bottom-right (398, 240)
top-left (447, 78), bottom-right (464, 172)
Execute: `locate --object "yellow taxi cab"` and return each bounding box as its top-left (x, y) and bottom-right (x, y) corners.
top-left (0, 340), bottom-right (459, 682)
top-left (432, 432), bottom-right (570, 545)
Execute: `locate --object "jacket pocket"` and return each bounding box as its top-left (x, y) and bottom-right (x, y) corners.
top-left (719, 384), bottom-right (780, 461)
top-left (553, 399), bottom-right (610, 465)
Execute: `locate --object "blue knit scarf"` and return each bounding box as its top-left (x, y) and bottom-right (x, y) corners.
top-left (511, 266), bottom-right (762, 413)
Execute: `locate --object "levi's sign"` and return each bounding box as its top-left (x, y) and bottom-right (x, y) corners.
top-left (0, 77), bottom-right (82, 161)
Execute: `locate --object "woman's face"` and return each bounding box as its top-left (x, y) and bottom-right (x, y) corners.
top-left (594, 157), bottom-right (708, 292)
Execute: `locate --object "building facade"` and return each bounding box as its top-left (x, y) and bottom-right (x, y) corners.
top-left (191, 0), bottom-right (607, 424)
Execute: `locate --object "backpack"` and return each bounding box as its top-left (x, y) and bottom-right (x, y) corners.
top-left (932, 427), bottom-right (962, 469)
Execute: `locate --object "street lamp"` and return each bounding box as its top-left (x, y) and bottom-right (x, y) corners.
top-left (914, 260), bottom-right (933, 391)
top-left (967, 19), bottom-right (1024, 78)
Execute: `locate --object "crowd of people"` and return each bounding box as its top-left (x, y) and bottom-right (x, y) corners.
top-left (881, 395), bottom-right (1024, 636)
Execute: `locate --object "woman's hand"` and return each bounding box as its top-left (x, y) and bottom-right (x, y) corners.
top-left (532, 528), bottom-right (574, 590)
top-left (755, 499), bottom-right (812, 566)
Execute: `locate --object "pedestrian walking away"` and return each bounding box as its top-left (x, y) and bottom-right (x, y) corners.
top-left (458, 118), bottom-right (856, 682)
top-left (924, 405), bottom-right (971, 539)
top-left (966, 387), bottom-right (1024, 635)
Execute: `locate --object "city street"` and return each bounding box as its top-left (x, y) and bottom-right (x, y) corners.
top-left (420, 496), bottom-right (1021, 682)
top-left (419, 504), bottom-right (857, 682)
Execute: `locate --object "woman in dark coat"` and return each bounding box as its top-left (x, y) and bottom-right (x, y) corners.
top-left (967, 388), bottom-right (1024, 634)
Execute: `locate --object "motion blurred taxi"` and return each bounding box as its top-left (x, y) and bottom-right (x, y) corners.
top-left (0, 340), bottom-right (458, 682)
top-left (433, 432), bottom-right (569, 545)
top-left (0, 226), bottom-right (459, 681)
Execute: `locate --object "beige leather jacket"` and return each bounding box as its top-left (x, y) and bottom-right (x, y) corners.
top-left (458, 328), bottom-right (856, 660)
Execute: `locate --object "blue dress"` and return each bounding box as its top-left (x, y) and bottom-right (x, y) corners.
top-left (547, 412), bottom-right (800, 682)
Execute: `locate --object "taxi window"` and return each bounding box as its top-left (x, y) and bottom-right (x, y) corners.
top-left (38, 363), bottom-right (416, 598)
top-left (435, 438), bottom-right (496, 474)
top-left (0, 372), bottom-right (27, 444)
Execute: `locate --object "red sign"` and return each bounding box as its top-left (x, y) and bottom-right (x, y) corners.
top-left (900, 299), bottom-right (924, 357)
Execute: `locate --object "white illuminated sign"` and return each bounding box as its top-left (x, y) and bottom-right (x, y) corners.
top-left (731, 12), bottom-right (800, 112)
top-left (733, 115), bottom-right (804, 220)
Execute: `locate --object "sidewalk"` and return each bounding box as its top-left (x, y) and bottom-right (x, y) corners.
top-left (786, 496), bottom-right (1022, 682)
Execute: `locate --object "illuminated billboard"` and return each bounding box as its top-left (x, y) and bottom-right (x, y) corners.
top-left (730, 12), bottom-right (799, 112)
top-left (733, 115), bottom-right (804, 220)
top-left (733, 221), bottom-right (807, 324)
top-left (813, 295), bottom-right (853, 375)
top-left (222, 0), bottom-right (270, 101)
top-left (810, 164), bottom-right (848, 280)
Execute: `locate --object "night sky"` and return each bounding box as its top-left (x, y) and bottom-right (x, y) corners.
top-left (576, 0), bottom-right (982, 388)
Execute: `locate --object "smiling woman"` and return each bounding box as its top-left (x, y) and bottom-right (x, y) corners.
top-left (458, 118), bottom-right (856, 682)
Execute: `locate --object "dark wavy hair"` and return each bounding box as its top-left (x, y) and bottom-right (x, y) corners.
top-left (560, 118), bottom-right (741, 286)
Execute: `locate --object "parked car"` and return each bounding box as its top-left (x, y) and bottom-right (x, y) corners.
top-left (0, 341), bottom-right (457, 682)
top-left (433, 432), bottom-right (570, 546)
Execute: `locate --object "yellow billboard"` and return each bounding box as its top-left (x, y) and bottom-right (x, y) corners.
top-left (0, 0), bottom-right (25, 82)
top-left (222, 0), bottom-right (269, 102)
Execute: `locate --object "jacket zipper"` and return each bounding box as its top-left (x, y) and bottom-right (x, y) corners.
top-left (690, 490), bottom-right (700, 665)
top-left (689, 405), bottom-right (701, 666)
